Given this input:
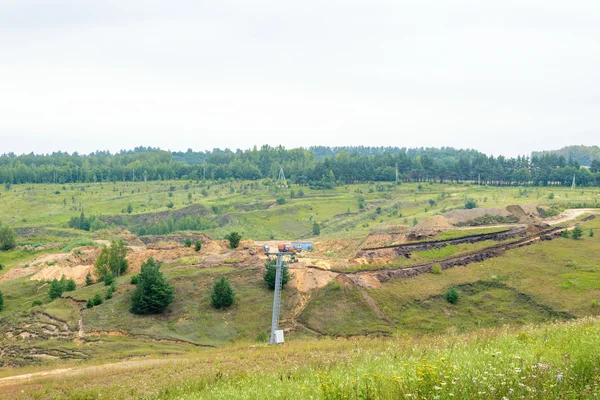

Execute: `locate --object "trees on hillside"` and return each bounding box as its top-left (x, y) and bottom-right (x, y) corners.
top-left (225, 232), bottom-right (242, 249)
top-left (312, 221), bottom-right (320, 236)
top-left (465, 199), bottom-right (477, 209)
top-left (572, 226), bottom-right (584, 240)
top-left (95, 240), bottom-right (128, 281)
top-left (49, 279), bottom-right (64, 299)
top-left (130, 258), bottom-right (174, 314)
top-left (211, 277), bottom-right (235, 309)
top-left (0, 223), bottom-right (16, 250)
top-left (263, 259), bottom-right (290, 290)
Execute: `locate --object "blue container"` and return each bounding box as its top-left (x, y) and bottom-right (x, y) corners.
top-left (291, 242), bottom-right (313, 251)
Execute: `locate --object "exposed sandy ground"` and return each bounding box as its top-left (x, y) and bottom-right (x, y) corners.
top-left (0, 246), bottom-right (101, 283)
top-left (289, 268), bottom-right (338, 292)
top-left (544, 208), bottom-right (599, 225)
top-left (31, 264), bottom-right (93, 286)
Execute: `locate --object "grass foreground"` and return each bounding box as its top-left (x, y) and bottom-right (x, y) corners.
top-left (1, 317), bottom-right (599, 399)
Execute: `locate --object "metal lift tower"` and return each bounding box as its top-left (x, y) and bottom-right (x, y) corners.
top-left (263, 244), bottom-right (300, 344)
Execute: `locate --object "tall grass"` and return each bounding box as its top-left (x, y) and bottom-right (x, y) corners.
top-left (170, 318), bottom-right (600, 400)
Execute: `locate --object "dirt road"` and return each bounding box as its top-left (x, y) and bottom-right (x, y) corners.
top-left (0, 358), bottom-right (180, 386)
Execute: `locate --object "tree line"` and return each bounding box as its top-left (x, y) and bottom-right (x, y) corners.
top-left (2, 145), bottom-right (600, 187)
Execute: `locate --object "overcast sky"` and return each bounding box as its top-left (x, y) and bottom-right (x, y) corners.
top-left (1, 0), bottom-right (598, 157)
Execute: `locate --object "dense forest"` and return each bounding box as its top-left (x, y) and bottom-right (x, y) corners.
top-left (532, 145), bottom-right (600, 168)
top-left (1, 146), bottom-right (599, 187)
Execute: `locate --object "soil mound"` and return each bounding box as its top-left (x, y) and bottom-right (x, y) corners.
top-left (407, 215), bottom-right (452, 239)
top-left (289, 268), bottom-right (338, 292)
top-left (444, 204), bottom-right (541, 225)
top-left (445, 207), bottom-right (511, 225)
top-left (202, 240), bottom-right (229, 254)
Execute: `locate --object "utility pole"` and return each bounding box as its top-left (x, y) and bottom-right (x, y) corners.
top-left (269, 252), bottom-right (284, 344)
top-left (263, 244), bottom-right (301, 345)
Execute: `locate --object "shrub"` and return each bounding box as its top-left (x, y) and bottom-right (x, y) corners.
top-left (431, 264), bottom-right (442, 275)
top-left (444, 287), bottom-right (460, 304)
top-left (130, 274), bottom-right (139, 285)
top-left (561, 230), bottom-right (570, 238)
top-left (31, 299), bottom-right (42, 307)
top-left (0, 290), bottom-right (4, 311)
top-left (313, 221), bottom-right (321, 236)
top-left (256, 331), bottom-right (269, 343)
top-left (464, 199), bottom-right (477, 209)
top-left (48, 279), bottom-right (64, 299)
top-left (225, 232), bottom-right (242, 249)
top-left (92, 293), bottom-right (103, 306)
top-left (166, 201), bottom-right (174, 208)
top-left (184, 237), bottom-right (192, 247)
top-left (85, 272), bottom-right (94, 286)
top-left (0, 263), bottom-right (4, 270)
top-left (0, 224), bottom-right (17, 250)
top-left (64, 279), bottom-right (77, 291)
top-left (104, 272), bottom-right (114, 286)
top-left (130, 258), bottom-right (174, 314)
top-left (263, 259), bottom-right (291, 290)
top-left (195, 240), bottom-right (202, 252)
top-left (86, 299), bottom-right (94, 309)
top-left (572, 226), bottom-right (583, 240)
top-left (276, 197), bottom-right (286, 205)
top-left (105, 283), bottom-right (116, 300)
top-left (548, 192), bottom-right (555, 199)
top-left (590, 229), bottom-right (595, 237)
top-left (211, 277), bottom-right (235, 309)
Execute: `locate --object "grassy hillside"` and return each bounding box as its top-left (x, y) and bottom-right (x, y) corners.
top-left (2, 317), bottom-right (600, 399)
top-left (1, 180), bottom-right (599, 241)
top-left (1, 181), bottom-right (599, 399)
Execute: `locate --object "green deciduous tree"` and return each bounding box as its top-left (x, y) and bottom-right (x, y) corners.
top-left (109, 240), bottom-right (128, 277)
top-left (464, 199), bottom-right (477, 209)
top-left (312, 221), bottom-right (320, 236)
top-left (0, 224), bottom-right (17, 250)
top-left (225, 232), bottom-right (242, 249)
top-left (95, 246), bottom-right (110, 279)
top-left (130, 258), bottom-right (174, 314)
top-left (211, 277), bottom-right (235, 309)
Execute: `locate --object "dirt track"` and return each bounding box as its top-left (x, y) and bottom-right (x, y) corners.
top-left (0, 359), bottom-right (180, 387)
